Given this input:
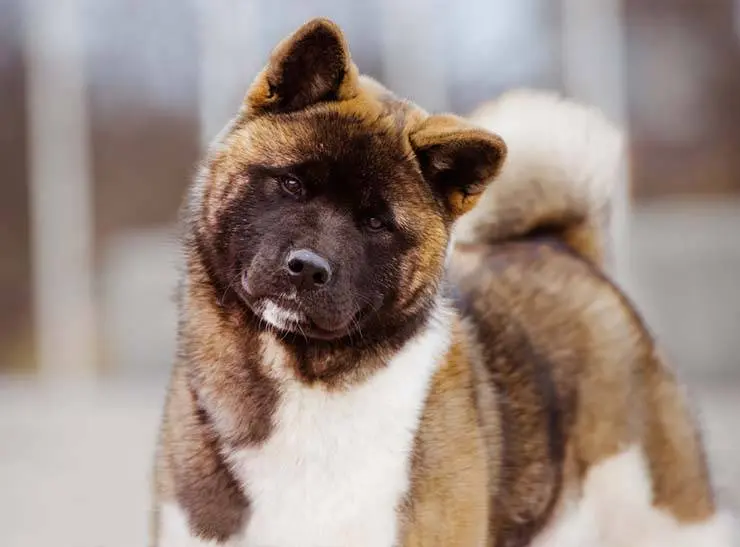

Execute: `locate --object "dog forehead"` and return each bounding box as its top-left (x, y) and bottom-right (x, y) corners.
top-left (236, 107), bottom-right (408, 169)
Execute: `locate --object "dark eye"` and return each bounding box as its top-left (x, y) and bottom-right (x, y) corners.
top-left (364, 217), bottom-right (386, 232)
top-left (279, 176), bottom-right (304, 198)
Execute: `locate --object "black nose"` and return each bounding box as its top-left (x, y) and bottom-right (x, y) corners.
top-left (285, 249), bottom-right (332, 289)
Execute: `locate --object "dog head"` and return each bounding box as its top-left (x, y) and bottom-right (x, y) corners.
top-left (191, 18), bottom-right (506, 342)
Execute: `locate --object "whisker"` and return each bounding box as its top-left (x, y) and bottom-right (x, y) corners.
top-left (294, 321), bottom-right (308, 343)
top-left (219, 270), bottom-right (243, 306)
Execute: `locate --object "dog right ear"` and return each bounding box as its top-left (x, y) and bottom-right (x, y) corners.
top-left (410, 115), bottom-right (507, 219)
top-left (244, 18), bottom-right (360, 116)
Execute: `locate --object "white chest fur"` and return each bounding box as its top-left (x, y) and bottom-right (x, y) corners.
top-left (223, 307), bottom-right (452, 547)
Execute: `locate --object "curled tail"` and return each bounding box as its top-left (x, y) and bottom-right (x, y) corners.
top-left (454, 90), bottom-right (625, 268)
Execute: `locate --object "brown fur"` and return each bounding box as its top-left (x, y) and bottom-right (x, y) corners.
top-left (152, 18), bottom-right (722, 547)
top-left (446, 238), bottom-right (717, 542)
top-left (400, 326), bottom-right (491, 547)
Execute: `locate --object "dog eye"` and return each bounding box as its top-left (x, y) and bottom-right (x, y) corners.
top-left (279, 176), bottom-right (304, 198)
top-left (364, 217), bottom-right (386, 232)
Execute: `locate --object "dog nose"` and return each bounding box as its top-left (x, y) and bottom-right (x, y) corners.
top-left (285, 249), bottom-right (332, 289)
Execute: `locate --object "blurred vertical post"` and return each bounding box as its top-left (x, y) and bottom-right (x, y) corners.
top-left (561, 0), bottom-right (632, 288)
top-left (197, 1), bottom-right (263, 146)
top-left (24, 0), bottom-right (97, 379)
top-left (379, 0), bottom-right (449, 113)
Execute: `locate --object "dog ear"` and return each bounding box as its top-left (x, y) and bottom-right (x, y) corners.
top-left (245, 18), bottom-right (359, 115)
top-left (410, 115), bottom-right (507, 218)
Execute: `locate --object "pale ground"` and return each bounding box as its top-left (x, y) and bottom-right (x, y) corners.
top-left (0, 379), bottom-right (738, 547)
top-left (1, 203), bottom-right (738, 547)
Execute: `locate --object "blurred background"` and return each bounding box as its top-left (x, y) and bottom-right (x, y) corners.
top-left (1, 0), bottom-right (738, 545)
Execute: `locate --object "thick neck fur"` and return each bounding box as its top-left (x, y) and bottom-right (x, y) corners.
top-left (179, 255), bottom-right (451, 449)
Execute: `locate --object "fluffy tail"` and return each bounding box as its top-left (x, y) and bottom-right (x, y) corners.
top-left (454, 90), bottom-right (625, 268)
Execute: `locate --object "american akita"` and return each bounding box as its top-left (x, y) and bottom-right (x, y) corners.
top-left (152, 18), bottom-right (735, 547)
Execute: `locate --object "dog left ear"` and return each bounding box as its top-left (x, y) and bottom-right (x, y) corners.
top-left (244, 18), bottom-right (359, 116)
top-left (410, 115), bottom-right (507, 218)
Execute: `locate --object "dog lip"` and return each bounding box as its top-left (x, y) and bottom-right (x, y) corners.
top-left (253, 295), bottom-right (360, 341)
top-left (238, 276), bottom-right (361, 340)
top-left (271, 293), bottom-right (301, 309)
top-left (304, 307), bottom-right (363, 340)
top-left (298, 318), bottom-right (355, 341)
top-left (261, 299), bottom-right (306, 329)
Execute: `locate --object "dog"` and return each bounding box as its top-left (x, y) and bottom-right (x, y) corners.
top-left (151, 18), bottom-right (735, 547)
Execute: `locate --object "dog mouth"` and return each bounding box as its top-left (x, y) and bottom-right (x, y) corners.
top-left (254, 296), bottom-right (357, 341)
top-left (261, 298), bottom-right (306, 329)
top-left (240, 269), bottom-right (363, 340)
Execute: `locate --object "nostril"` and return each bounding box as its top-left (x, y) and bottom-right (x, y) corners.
top-left (287, 258), bottom-right (304, 274)
top-left (313, 270), bottom-right (328, 285)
